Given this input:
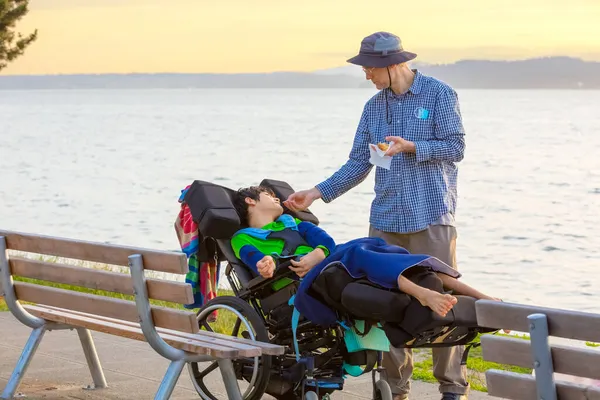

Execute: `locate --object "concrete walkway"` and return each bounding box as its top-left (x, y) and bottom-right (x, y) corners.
top-left (0, 313), bottom-right (495, 399)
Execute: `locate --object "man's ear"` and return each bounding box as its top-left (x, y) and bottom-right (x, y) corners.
top-left (244, 197), bottom-right (256, 206)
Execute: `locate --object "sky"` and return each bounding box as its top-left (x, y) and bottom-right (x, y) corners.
top-left (3, 0), bottom-right (600, 75)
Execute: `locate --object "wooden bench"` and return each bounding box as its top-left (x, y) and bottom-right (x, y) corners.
top-left (0, 230), bottom-right (285, 400)
top-left (475, 300), bottom-right (600, 400)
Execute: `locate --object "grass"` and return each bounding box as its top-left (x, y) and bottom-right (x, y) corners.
top-left (412, 333), bottom-right (532, 392)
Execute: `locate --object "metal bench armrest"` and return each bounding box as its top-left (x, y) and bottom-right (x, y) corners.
top-left (0, 236), bottom-right (45, 329)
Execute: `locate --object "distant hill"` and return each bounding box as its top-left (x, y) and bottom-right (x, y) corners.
top-left (412, 57), bottom-right (598, 89)
top-left (1, 57), bottom-right (598, 89)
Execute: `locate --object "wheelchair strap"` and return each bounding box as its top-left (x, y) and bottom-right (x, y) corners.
top-left (288, 295), bottom-right (301, 361)
top-left (460, 341), bottom-right (481, 365)
top-left (342, 351), bottom-right (377, 377)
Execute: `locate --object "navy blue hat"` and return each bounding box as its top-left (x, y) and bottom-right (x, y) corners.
top-left (346, 31), bottom-right (417, 68)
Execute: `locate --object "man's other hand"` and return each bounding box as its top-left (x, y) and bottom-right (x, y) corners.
top-left (384, 136), bottom-right (416, 156)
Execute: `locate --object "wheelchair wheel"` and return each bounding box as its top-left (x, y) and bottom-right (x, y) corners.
top-left (374, 380), bottom-right (393, 400)
top-left (188, 296), bottom-right (272, 400)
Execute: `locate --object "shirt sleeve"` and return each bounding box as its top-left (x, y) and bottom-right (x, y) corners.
top-left (238, 244), bottom-right (266, 275)
top-left (230, 233), bottom-right (250, 259)
top-left (297, 221), bottom-right (336, 256)
top-left (414, 86), bottom-right (466, 163)
top-left (315, 105), bottom-right (373, 203)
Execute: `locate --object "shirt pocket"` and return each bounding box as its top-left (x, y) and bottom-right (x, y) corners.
top-left (405, 112), bottom-right (435, 141)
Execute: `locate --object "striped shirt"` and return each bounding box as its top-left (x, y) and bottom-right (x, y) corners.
top-left (316, 71), bottom-right (466, 234)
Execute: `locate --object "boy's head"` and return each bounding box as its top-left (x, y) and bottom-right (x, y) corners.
top-left (233, 185), bottom-right (284, 227)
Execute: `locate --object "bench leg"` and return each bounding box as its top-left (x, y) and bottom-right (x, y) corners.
top-left (77, 328), bottom-right (107, 389)
top-left (155, 359), bottom-right (186, 400)
top-left (1, 326), bottom-right (46, 400)
top-left (218, 359), bottom-right (242, 400)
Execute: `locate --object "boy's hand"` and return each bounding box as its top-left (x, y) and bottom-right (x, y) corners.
top-left (289, 248), bottom-right (326, 278)
top-left (256, 255), bottom-right (275, 278)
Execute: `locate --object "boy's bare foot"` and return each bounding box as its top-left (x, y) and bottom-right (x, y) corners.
top-left (419, 291), bottom-right (457, 317)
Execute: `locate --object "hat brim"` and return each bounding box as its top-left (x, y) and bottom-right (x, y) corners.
top-left (346, 51), bottom-right (417, 68)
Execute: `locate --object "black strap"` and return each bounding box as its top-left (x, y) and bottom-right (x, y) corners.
top-left (362, 351), bottom-right (378, 374)
top-left (460, 341), bottom-right (481, 366)
top-left (344, 350), bottom-right (378, 374)
top-left (267, 228), bottom-right (310, 257)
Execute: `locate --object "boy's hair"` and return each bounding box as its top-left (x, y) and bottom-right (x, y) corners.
top-left (233, 185), bottom-right (276, 226)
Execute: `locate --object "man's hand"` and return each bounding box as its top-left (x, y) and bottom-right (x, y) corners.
top-left (256, 255), bottom-right (276, 278)
top-left (384, 136), bottom-right (416, 156)
top-left (283, 187), bottom-right (322, 212)
top-left (289, 248), bottom-right (326, 278)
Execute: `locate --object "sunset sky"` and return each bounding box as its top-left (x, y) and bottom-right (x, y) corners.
top-left (3, 0), bottom-right (599, 75)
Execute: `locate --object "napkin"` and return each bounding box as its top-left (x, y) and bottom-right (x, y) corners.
top-left (368, 143), bottom-right (393, 170)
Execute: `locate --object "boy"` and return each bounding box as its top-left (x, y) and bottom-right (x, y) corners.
top-left (231, 186), bottom-right (500, 318)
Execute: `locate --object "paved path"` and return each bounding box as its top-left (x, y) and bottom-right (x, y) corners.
top-left (0, 312), bottom-right (495, 399)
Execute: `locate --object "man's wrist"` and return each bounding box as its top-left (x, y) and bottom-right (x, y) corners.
top-left (310, 187), bottom-right (322, 200)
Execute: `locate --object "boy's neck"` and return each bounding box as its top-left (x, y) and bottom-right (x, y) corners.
top-left (248, 213), bottom-right (277, 229)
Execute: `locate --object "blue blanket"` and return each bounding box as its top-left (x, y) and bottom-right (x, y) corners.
top-left (293, 237), bottom-right (460, 326)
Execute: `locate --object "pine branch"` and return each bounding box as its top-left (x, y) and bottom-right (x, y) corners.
top-left (0, 0), bottom-right (38, 71)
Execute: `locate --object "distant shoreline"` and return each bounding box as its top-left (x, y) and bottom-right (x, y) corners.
top-left (2, 56), bottom-right (599, 90)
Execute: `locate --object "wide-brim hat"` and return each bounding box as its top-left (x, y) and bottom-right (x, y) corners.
top-left (346, 31), bottom-right (417, 68)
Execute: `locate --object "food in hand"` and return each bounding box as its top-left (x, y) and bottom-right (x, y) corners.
top-left (377, 142), bottom-right (389, 151)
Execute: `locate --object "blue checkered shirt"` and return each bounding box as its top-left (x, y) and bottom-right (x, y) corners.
top-left (316, 71), bottom-right (466, 234)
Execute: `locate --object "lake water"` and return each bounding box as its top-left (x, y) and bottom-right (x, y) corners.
top-left (1, 88), bottom-right (598, 314)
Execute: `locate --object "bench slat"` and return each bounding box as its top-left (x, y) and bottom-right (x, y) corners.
top-left (24, 305), bottom-right (260, 358)
top-left (481, 335), bottom-right (600, 381)
top-left (486, 370), bottom-right (600, 400)
top-left (14, 282), bottom-right (199, 333)
top-left (476, 300), bottom-right (600, 343)
top-left (10, 257), bottom-right (194, 305)
top-left (43, 304), bottom-right (285, 355)
top-left (0, 230), bottom-right (188, 274)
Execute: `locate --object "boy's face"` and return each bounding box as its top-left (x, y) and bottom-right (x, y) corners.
top-left (247, 190), bottom-right (283, 217)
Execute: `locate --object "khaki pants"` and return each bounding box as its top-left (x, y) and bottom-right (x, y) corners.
top-left (368, 225), bottom-right (469, 398)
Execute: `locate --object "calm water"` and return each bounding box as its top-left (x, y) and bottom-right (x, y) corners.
top-left (1, 88), bottom-right (598, 313)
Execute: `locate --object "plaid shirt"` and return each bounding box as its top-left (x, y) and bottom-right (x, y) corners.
top-left (316, 71), bottom-right (466, 234)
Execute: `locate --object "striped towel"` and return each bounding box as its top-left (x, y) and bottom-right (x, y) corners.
top-left (174, 186), bottom-right (219, 312)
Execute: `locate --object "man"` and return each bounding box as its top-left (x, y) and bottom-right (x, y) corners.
top-left (284, 32), bottom-right (468, 400)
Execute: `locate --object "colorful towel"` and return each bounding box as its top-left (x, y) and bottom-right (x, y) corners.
top-left (174, 186), bottom-right (220, 311)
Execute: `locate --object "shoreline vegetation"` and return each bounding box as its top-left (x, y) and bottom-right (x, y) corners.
top-left (1, 254), bottom-right (597, 392)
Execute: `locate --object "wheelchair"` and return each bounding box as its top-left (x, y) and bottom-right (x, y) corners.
top-left (181, 178), bottom-right (498, 400)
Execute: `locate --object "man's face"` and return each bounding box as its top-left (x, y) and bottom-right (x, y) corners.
top-left (362, 66), bottom-right (389, 90)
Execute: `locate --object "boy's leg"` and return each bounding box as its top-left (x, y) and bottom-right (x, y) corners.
top-left (397, 274), bottom-right (457, 317)
top-left (368, 225), bottom-right (413, 399)
top-left (406, 225), bottom-right (469, 397)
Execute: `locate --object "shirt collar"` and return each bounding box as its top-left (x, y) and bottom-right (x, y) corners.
top-left (387, 69), bottom-right (423, 99)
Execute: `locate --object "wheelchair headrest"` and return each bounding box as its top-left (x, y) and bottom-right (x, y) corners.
top-left (183, 178), bottom-right (319, 240)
